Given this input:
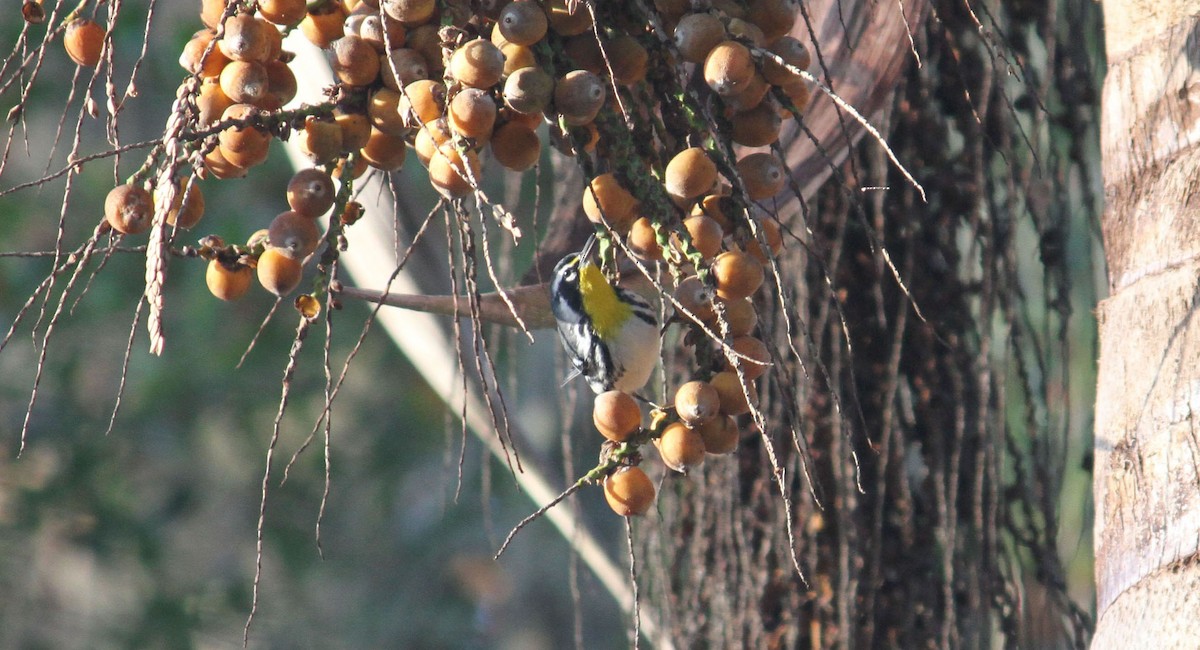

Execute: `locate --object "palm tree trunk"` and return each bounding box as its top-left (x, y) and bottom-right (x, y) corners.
top-left (1094, 1), bottom-right (1200, 646)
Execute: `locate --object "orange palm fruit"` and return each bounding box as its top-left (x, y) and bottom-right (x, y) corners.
top-left (206, 260), bottom-right (253, 301)
top-left (104, 184), bottom-right (153, 235)
top-left (603, 466), bottom-right (655, 516)
top-left (64, 18), bottom-right (105, 67)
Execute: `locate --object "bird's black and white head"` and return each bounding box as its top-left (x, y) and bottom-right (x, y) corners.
top-left (550, 253), bottom-right (584, 324)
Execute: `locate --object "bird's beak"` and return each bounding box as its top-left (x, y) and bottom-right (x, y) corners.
top-left (579, 233), bottom-right (597, 263)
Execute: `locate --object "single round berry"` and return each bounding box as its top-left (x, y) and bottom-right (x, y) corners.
top-left (218, 13), bottom-right (272, 63)
top-left (712, 250), bottom-right (765, 301)
top-left (704, 41), bottom-right (754, 96)
top-left (219, 60), bottom-right (269, 105)
top-left (164, 177), bottom-right (205, 230)
top-left (627, 217), bottom-right (663, 261)
top-left (674, 380), bottom-right (720, 428)
top-left (297, 117), bottom-right (345, 164)
top-left (331, 35), bottom-right (382, 87)
top-left (448, 88), bottom-right (498, 140)
top-left (206, 260), bottom-right (253, 301)
top-left (582, 173), bottom-right (638, 232)
top-left (287, 169), bottom-right (337, 218)
top-left (674, 13), bottom-right (725, 64)
top-left (674, 275), bottom-right (716, 324)
top-left (104, 184), bottom-right (153, 235)
top-left (724, 335), bottom-right (771, 380)
top-left (489, 122), bottom-right (541, 171)
top-left (719, 297), bottom-right (758, 337)
top-left (593, 390), bottom-right (642, 443)
top-left (737, 152), bottom-right (786, 200)
top-left (656, 422), bottom-right (706, 473)
top-left (449, 39), bottom-right (505, 89)
top-left (554, 70), bottom-right (606, 126)
top-left (179, 29), bottom-right (230, 79)
top-left (258, 0), bottom-right (307, 27)
top-left (64, 18), bottom-right (105, 67)
top-left (257, 248), bottom-right (304, 296)
top-left (603, 466), bottom-right (655, 517)
top-left (709, 369), bottom-right (755, 416)
top-left (695, 413), bottom-right (738, 455)
top-left (268, 211), bottom-right (321, 259)
top-left (665, 147), bottom-right (718, 204)
top-left (360, 127), bottom-right (408, 171)
top-left (503, 67), bottom-right (554, 115)
top-left (498, 0), bottom-right (548, 46)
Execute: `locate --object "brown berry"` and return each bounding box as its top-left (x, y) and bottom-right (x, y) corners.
top-left (582, 173), bottom-right (638, 232)
top-left (448, 88), bottom-right (497, 140)
top-left (554, 70), bottom-right (605, 126)
top-left (762, 36), bottom-right (811, 86)
top-left (287, 168), bottom-right (337, 218)
top-left (724, 335), bottom-right (770, 380)
top-left (413, 118), bottom-right (453, 166)
top-left (300, 2), bottom-right (350, 49)
top-left (503, 67), bottom-right (553, 115)
top-left (498, 0), bottom-right (548, 46)
top-left (164, 177), bottom-right (205, 229)
top-left (217, 104), bottom-right (271, 169)
top-left (674, 275), bottom-right (715, 323)
top-left (360, 127), bottom-right (408, 171)
top-left (196, 79), bottom-right (233, 126)
top-left (206, 260), bottom-right (253, 301)
top-left (719, 297), bottom-right (758, 337)
top-left (674, 380), bottom-right (719, 428)
top-left (64, 19), bottom-right (105, 67)
top-left (712, 250), bottom-right (764, 301)
top-left (695, 414), bottom-right (738, 455)
top-left (747, 0), bottom-right (797, 42)
top-left (381, 0), bottom-right (436, 25)
top-left (261, 59), bottom-right (298, 110)
top-left (297, 117), bottom-right (345, 164)
top-left (489, 122), bottom-right (541, 171)
top-left (731, 100), bottom-right (782, 147)
top-left (104, 184), bottom-right (153, 235)
top-left (673, 213), bottom-right (723, 260)
top-left (398, 79), bottom-right (446, 127)
top-left (627, 217), bottom-right (662, 261)
top-left (737, 152), bottom-right (786, 200)
top-left (257, 248), bottom-right (304, 296)
top-left (449, 39), bottom-right (505, 89)
top-left (656, 422), bottom-right (706, 473)
top-left (219, 60), bottom-right (269, 105)
top-left (709, 369), bottom-right (755, 416)
top-left (368, 87), bottom-right (410, 136)
top-left (427, 146), bottom-right (481, 197)
top-left (335, 109), bottom-right (373, 151)
top-left (547, 0), bottom-right (592, 36)
top-left (664, 147), bottom-right (718, 203)
top-left (219, 13), bottom-right (271, 63)
top-left (593, 390), bottom-right (642, 442)
top-left (704, 40), bottom-right (754, 96)
top-left (268, 211), bottom-right (322, 259)
top-left (179, 30), bottom-right (230, 79)
top-left (674, 13), bottom-right (725, 64)
top-left (603, 466), bottom-right (655, 516)
top-left (382, 48), bottom-right (429, 91)
top-left (332, 35), bottom-right (382, 86)
top-left (259, 0), bottom-right (307, 26)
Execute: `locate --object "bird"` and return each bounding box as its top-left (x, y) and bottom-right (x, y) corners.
top-left (549, 247), bottom-right (661, 394)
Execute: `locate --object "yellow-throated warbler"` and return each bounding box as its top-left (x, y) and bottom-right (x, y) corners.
top-left (550, 250), bottom-right (661, 394)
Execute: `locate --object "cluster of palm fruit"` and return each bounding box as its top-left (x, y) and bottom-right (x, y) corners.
top-left (595, 237), bottom-right (776, 517)
top-left (66, 0), bottom-right (812, 516)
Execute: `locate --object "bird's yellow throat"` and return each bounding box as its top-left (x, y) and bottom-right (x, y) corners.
top-left (578, 263), bottom-right (630, 341)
